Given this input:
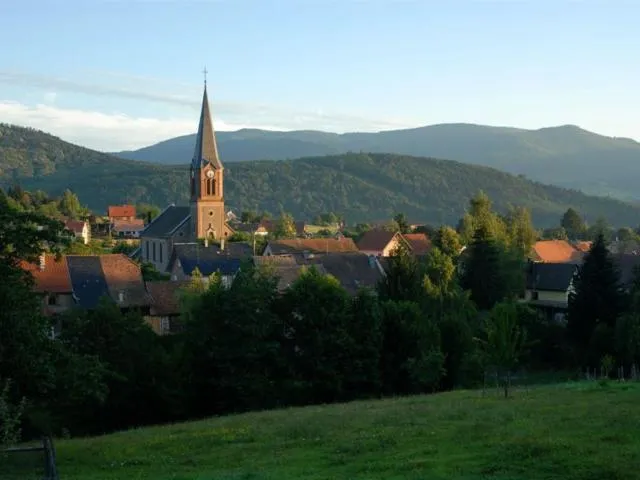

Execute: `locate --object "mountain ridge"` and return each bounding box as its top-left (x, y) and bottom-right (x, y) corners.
top-left (2, 123), bottom-right (640, 228)
top-left (113, 122), bottom-right (640, 201)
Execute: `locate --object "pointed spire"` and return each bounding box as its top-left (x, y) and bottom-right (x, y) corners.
top-left (192, 83), bottom-right (222, 171)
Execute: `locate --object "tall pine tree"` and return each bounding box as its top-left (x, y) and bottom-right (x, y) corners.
top-left (460, 225), bottom-right (511, 311)
top-left (567, 233), bottom-right (624, 366)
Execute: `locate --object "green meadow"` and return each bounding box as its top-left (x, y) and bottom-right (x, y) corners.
top-left (4, 381), bottom-right (640, 480)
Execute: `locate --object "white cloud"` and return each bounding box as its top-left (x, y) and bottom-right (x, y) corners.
top-left (0, 101), bottom-right (279, 151)
top-left (0, 69), bottom-right (420, 134)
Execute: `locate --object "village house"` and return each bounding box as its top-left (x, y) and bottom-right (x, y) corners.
top-left (521, 261), bottom-right (579, 323)
top-left (112, 218), bottom-right (146, 238)
top-left (64, 219), bottom-right (91, 244)
top-left (530, 240), bottom-right (585, 263)
top-left (263, 237), bottom-right (359, 256)
top-left (20, 254), bottom-right (75, 336)
top-left (403, 233), bottom-right (432, 256)
top-left (145, 280), bottom-right (189, 335)
top-left (108, 205), bottom-right (137, 223)
top-left (21, 253), bottom-right (151, 335)
top-left (254, 252), bottom-right (385, 294)
top-left (356, 230), bottom-right (408, 257)
top-left (166, 241), bottom-right (251, 286)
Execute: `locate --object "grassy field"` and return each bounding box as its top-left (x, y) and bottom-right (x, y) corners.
top-left (4, 381), bottom-right (640, 480)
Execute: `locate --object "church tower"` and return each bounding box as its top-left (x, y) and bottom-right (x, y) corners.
top-left (190, 83), bottom-right (226, 241)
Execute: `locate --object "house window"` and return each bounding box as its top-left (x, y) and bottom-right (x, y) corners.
top-left (159, 243), bottom-right (163, 263)
top-left (152, 242), bottom-right (156, 262)
top-left (161, 317), bottom-right (170, 332)
top-left (48, 294), bottom-right (57, 306)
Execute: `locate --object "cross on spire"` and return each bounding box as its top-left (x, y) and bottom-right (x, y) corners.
top-left (202, 66), bottom-right (208, 86)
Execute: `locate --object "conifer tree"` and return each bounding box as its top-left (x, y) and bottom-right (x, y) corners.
top-left (567, 233), bottom-right (624, 365)
top-left (460, 225), bottom-right (511, 310)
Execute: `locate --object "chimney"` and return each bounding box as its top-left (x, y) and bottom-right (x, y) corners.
top-left (39, 254), bottom-right (46, 271)
top-left (220, 238), bottom-right (225, 251)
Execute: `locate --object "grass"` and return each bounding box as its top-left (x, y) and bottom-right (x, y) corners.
top-left (4, 381), bottom-right (640, 480)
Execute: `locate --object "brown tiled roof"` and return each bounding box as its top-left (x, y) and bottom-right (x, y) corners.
top-left (357, 230), bottom-right (399, 252)
top-left (403, 233), bottom-right (431, 255)
top-left (531, 240), bottom-right (584, 263)
top-left (108, 205), bottom-right (136, 218)
top-left (99, 254), bottom-right (151, 307)
top-left (269, 238), bottom-right (359, 255)
top-left (146, 281), bottom-right (189, 316)
top-left (64, 220), bottom-right (86, 233)
top-left (112, 219), bottom-right (146, 232)
top-left (20, 255), bottom-right (72, 293)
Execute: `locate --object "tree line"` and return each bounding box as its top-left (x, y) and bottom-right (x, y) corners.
top-left (3, 189), bottom-right (640, 445)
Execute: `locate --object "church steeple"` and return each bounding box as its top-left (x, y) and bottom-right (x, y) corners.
top-left (191, 84), bottom-right (222, 171)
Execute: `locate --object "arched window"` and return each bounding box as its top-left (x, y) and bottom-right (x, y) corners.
top-left (206, 178), bottom-right (213, 195)
top-left (212, 178), bottom-right (217, 196)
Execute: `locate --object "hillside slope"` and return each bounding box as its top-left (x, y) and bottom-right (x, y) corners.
top-left (114, 123), bottom-right (640, 200)
top-left (2, 124), bottom-right (640, 227)
top-left (5, 382), bottom-right (640, 480)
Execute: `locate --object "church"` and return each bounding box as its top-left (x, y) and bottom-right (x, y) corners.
top-left (137, 83), bottom-right (235, 273)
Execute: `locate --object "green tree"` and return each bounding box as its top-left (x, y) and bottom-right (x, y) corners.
top-left (586, 217), bottom-right (612, 242)
top-left (568, 233), bottom-right (625, 366)
top-left (59, 299), bottom-right (180, 434)
top-left (434, 225), bottom-right (462, 258)
top-left (393, 212), bottom-right (411, 234)
top-left (136, 203), bottom-right (161, 223)
top-left (476, 301), bottom-right (530, 398)
top-left (0, 379), bottom-right (25, 448)
top-left (379, 300), bottom-right (444, 395)
top-left (615, 267), bottom-right (640, 369)
top-left (58, 189), bottom-right (82, 219)
top-left (273, 212), bottom-right (296, 239)
top-left (460, 225), bottom-right (515, 311)
top-left (561, 208), bottom-right (586, 240)
top-left (183, 263), bottom-right (284, 415)
top-left (541, 226), bottom-right (568, 240)
top-left (280, 267), bottom-right (353, 404)
top-left (505, 205), bottom-right (537, 256)
top-left (377, 241), bottom-right (424, 302)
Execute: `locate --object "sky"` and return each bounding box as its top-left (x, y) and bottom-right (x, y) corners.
top-left (1, 0), bottom-right (639, 151)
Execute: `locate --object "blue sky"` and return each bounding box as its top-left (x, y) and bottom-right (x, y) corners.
top-left (1, 0), bottom-right (639, 151)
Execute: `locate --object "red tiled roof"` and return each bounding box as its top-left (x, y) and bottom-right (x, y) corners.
top-left (532, 240), bottom-right (584, 263)
top-left (20, 255), bottom-right (72, 293)
top-left (574, 241), bottom-right (592, 253)
top-left (403, 233), bottom-right (431, 255)
top-left (357, 230), bottom-right (399, 252)
top-left (108, 205), bottom-right (136, 218)
top-left (146, 281), bottom-right (190, 316)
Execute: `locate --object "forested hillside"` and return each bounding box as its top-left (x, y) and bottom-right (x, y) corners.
top-left (114, 123), bottom-right (640, 200)
top-left (2, 124), bottom-right (640, 226)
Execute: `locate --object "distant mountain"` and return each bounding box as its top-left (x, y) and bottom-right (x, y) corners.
top-left (114, 124), bottom-right (640, 201)
top-left (2, 123), bottom-right (640, 227)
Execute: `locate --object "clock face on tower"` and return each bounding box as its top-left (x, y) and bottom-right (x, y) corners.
top-left (206, 170), bottom-right (215, 179)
